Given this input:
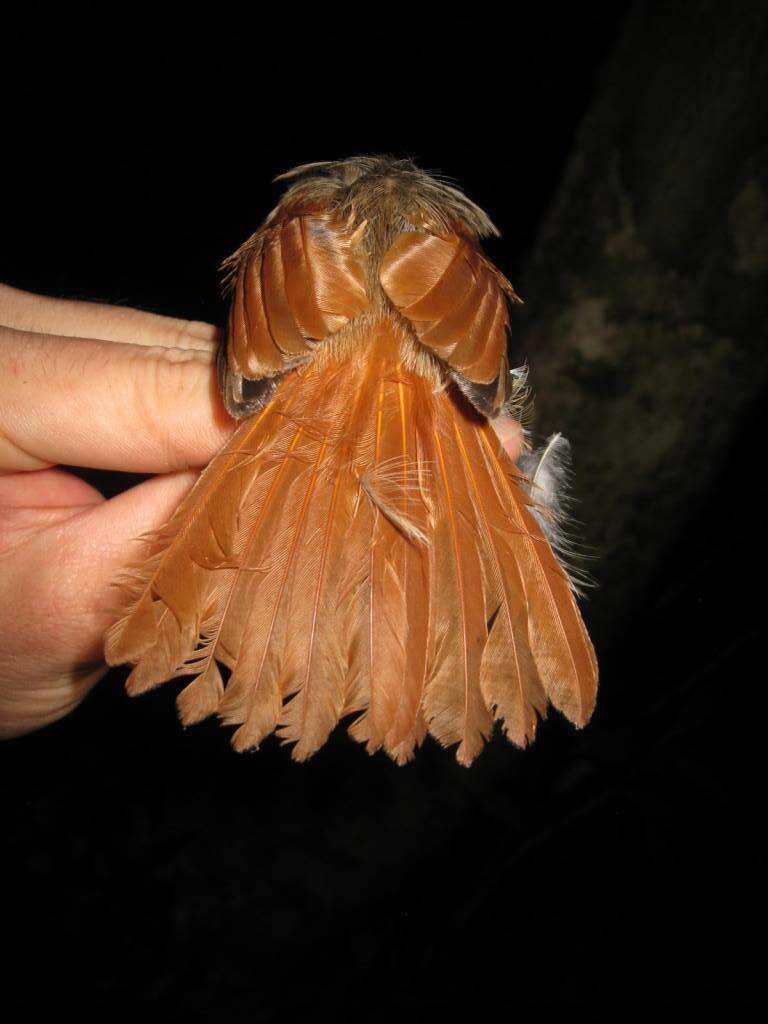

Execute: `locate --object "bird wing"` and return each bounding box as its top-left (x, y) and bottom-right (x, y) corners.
top-left (379, 230), bottom-right (523, 415)
top-left (219, 214), bottom-right (369, 417)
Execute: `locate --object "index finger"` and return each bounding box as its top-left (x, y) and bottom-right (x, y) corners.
top-left (0, 282), bottom-right (218, 351)
top-left (0, 326), bottom-right (235, 474)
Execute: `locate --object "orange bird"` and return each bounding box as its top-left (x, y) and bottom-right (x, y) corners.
top-left (105, 156), bottom-right (598, 765)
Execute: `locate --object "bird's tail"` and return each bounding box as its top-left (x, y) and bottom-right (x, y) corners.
top-left (105, 326), bottom-right (597, 765)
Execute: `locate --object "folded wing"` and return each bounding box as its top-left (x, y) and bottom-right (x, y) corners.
top-left (219, 214), bottom-right (369, 417)
top-left (379, 231), bottom-right (523, 415)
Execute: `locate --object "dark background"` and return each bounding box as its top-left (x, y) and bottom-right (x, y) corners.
top-left (2, 2), bottom-right (764, 1020)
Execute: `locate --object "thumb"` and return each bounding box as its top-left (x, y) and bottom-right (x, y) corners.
top-left (29, 471), bottom-right (200, 667)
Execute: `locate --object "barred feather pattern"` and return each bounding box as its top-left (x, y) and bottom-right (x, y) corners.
top-left (106, 325), bottom-right (597, 765)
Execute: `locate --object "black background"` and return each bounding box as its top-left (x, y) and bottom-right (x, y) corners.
top-left (1, 3), bottom-right (763, 1021)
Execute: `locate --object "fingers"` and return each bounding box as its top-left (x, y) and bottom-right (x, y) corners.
top-left (0, 469), bottom-right (104, 557)
top-left (0, 470), bottom-right (198, 737)
top-left (0, 466), bottom-right (103, 509)
top-left (1, 470), bottom-right (196, 662)
top-left (42, 471), bottom-right (198, 657)
top-left (490, 414), bottom-right (524, 463)
top-left (0, 326), bottom-right (235, 473)
top-left (0, 282), bottom-right (218, 350)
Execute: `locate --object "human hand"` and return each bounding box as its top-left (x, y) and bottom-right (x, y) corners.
top-left (0, 284), bottom-right (234, 739)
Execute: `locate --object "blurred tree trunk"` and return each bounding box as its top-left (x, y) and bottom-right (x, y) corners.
top-left (516, 0), bottom-right (768, 642)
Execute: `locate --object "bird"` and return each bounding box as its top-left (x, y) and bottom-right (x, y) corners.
top-left (104, 155), bottom-right (598, 766)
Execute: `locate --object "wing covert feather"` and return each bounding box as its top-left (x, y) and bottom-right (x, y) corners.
top-left (220, 214), bottom-right (369, 418)
top-left (380, 230), bottom-right (521, 397)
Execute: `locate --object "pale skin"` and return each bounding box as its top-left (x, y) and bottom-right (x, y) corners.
top-left (0, 283), bottom-right (523, 740)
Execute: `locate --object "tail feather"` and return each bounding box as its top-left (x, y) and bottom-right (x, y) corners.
top-left (349, 378), bottom-right (418, 754)
top-left (106, 328), bottom-right (597, 764)
top-left (451, 406), bottom-right (548, 747)
top-left (336, 496), bottom-right (374, 724)
top-left (222, 440), bottom-right (325, 751)
top-left (275, 452), bottom-right (350, 760)
top-left (382, 377), bottom-right (430, 764)
top-left (422, 399), bottom-right (493, 766)
top-left (478, 427), bottom-right (598, 727)
top-left (105, 400), bottom-right (288, 687)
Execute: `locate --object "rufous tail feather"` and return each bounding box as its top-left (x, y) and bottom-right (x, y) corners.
top-left (106, 325), bottom-right (597, 765)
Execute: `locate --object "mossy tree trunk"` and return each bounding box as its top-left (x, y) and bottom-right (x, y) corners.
top-left (515, 0), bottom-right (768, 640)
